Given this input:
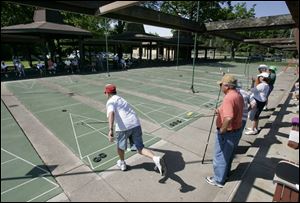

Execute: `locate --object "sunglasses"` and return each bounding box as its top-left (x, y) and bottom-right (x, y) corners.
top-left (219, 83), bottom-right (229, 87)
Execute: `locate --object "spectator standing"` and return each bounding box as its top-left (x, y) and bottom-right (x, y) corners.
top-left (245, 72), bottom-right (270, 135)
top-left (264, 65), bottom-right (277, 110)
top-left (252, 64), bottom-right (268, 88)
top-left (205, 75), bottom-right (244, 188)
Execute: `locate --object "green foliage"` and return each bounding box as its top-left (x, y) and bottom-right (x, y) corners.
top-left (1, 1), bottom-right (295, 57)
top-left (1, 2), bottom-right (35, 27)
top-left (61, 12), bottom-right (107, 37)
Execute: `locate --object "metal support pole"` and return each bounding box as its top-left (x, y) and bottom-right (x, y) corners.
top-left (105, 18), bottom-right (110, 77)
top-left (191, 1), bottom-right (200, 93)
top-left (201, 86), bottom-right (222, 164)
top-left (176, 30), bottom-right (180, 70)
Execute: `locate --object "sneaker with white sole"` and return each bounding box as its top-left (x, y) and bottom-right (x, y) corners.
top-left (246, 127), bottom-right (261, 131)
top-left (205, 176), bottom-right (224, 188)
top-left (117, 160), bottom-right (127, 171)
top-left (153, 156), bottom-right (167, 176)
top-left (245, 128), bottom-right (258, 135)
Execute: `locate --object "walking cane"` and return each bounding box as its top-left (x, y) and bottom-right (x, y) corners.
top-left (201, 85), bottom-right (222, 164)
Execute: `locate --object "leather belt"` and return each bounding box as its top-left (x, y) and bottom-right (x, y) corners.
top-left (217, 128), bottom-right (240, 133)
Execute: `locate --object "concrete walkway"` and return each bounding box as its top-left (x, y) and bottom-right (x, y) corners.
top-left (1, 67), bottom-right (298, 202)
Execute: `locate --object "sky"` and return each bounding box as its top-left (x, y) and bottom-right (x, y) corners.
top-left (144, 1), bottom-right (290, 37)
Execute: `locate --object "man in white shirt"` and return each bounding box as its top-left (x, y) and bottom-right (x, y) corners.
top-left (105, 84), bottom-right (167, 175)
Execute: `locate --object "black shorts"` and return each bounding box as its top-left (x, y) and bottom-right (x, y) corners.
top-left (254, 99), bottom-right (266, 120)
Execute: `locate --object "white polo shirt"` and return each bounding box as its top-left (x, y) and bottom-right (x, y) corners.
top-left (106, 95), bottom-right (140, 131)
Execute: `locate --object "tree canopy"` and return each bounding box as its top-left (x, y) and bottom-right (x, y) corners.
top-left (1, 1), bottom-right (294, 55)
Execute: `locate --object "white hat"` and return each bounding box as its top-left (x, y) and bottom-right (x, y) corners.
top-left (258, 64), bottom-right (268, 70)
top-left (257, 72), bottom-right (269, 78)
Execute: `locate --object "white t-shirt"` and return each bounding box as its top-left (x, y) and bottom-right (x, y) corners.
top-left (1, 63), bottom-right (7, 70)
top-left (106, 95), bottom-right (140, 131)
top-left (252, 82), bottom-right (269, 102)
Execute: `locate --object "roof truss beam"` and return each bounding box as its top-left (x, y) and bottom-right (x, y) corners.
top-left (103, 6), bottom-right (206, 33)
top-left (244, 38), bottom-right (295, 44)
top-left (96, 1), bottom-right (140, 15)
top-left (205, 14), bottom-right (295, 33)
top-left (271, 44), bottom-right (297, 48)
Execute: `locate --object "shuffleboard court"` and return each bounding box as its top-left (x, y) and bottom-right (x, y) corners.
top-left (4, 82), bottom-right (161, 172)
top-left (1, 101), bottom-right (62, 202)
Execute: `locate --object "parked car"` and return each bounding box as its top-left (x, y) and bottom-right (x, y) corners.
top-left (248, 54), bottom-right (264, 61)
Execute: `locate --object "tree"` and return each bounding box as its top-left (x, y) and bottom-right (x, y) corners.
top-left (61, 12), bottom-right (108, 37)
top-left (1, 2), bottom-right (35, 27)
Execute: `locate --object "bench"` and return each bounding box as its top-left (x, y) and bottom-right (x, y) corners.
top-left (273, 160), bottom-right (299, 202)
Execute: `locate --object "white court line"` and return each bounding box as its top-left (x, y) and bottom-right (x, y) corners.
top-left (1, 158), bottom-right (18, 165)
top-left (4, 78), bottom-right (37, 84)
top-left (131, 104), bottom-right (159, 124)
top-left (77, 126), bottom-right (108, 139)
top-left (7, 81), bottom-right (35, 90)
top-left (1, 148), bottom-right (50, 174)
top-left (83, 142), bottom-right (115, 159)
top-left (87, 156), bottom-right (93, 168)
top-left (94, 136), bottom-right (158, 170)
top-left (73, 118), bottom-right (91, 124)
top-left (1, 178), bottom-right (39, 195)
top-left (1, 148), bottom-right (58, 186)
top-left (70, 113), bottom-right (107, 123)
top-left (144, 106), bottom-right (167, 115)
top-left (27, 186), bottom-right (59, 202)
top-left (83, 122), bottom-right (109, 139)
top-left (159, 91), bottom-right (183, 102)
top-left (29, 80), bottom-right (36, 89)
top-left (68, 77), bottom-right (75, 84)
top-left (1, 147), bottom-right (59, 195)
top-left (162, 113), bottom-right (189, 125)
top-left (131, 102), bottom-right (147, 108)
top-left (69, 113), bottom-right (83, 159)
top-left (1, 117), bottom-right (13, 121)
top-left (41, 177), bottom-right (59, 187)
top-left (33, 102), bottom-right (81, 114)
top-left (183, 95), bottom-right (198, 102)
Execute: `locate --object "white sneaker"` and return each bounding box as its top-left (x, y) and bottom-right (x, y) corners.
top-left (153, 156), bottom-right (167, 176)
top-left (245, 129), bottom-right (258, 135)
top-left (117, 160), bottom-right (127, 171)
top-left (205, 176), bottom-right (224, 188)
top-left (246, 127), bottom-right (261, 131)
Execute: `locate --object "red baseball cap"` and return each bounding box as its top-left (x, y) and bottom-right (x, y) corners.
top-left (104, 84), bottom-right (116, 94)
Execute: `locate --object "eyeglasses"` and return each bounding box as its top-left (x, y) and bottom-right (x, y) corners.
top-left (219, 83), bottom-right (229, 87)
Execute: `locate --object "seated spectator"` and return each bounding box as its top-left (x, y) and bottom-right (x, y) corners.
top-left (16, 60), bottom-right (26, 78)
top-left (113, 54), bottom-right (119, 69)
top-left (1, 60), bottom-right (8, 78)
top-left (36, 60), bottom-right (45, 75)
top-left (64, 59), bottom-right (73, 73)
top-left (71, 58), bottom-right (79, 73)
top-left (120, 58), bottom-right (127, 70)
top-left (126, 58), bottom-right (133, 69)
top-left (47, 59), bottom-right (56, 74)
